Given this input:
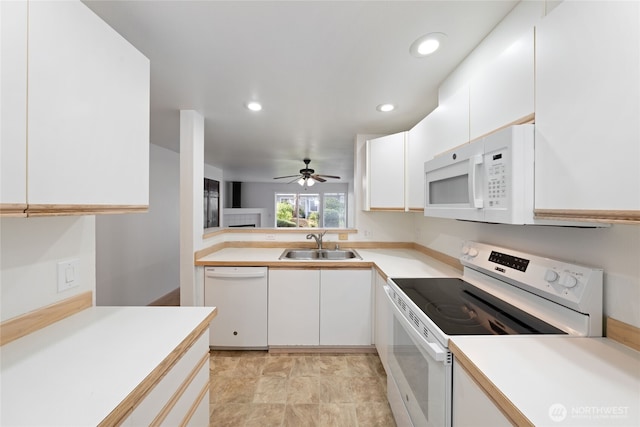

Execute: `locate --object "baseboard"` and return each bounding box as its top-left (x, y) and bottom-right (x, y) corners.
top-left (148, 288), bottom-right (181, 306)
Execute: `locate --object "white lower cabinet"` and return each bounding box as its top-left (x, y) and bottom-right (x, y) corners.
top-left (268, 268), bottom-right (372, 347)
top-left (373, 271), bottom-right (390, 371)
top-left (268, 269), bottom-right (321, 346)
top-left (452, 358), bottom-right (511, 427)
top-left (122, 332), bottom-right (210, 427)
top-left (320, 269), bottom-right (372, 346)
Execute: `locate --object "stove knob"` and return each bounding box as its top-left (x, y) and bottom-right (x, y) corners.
top-left (468, 247), bottom-right (479, 257)
top-left (558, 274), bottom-right (578, 288)
top-left (544, 269), bottom-right (559, 283)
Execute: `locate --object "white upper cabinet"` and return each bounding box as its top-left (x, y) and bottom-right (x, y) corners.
top-left (469, 29), bottom-right (534, 141)
top-left (27, 0), bottom-right (149, 212)
top-left (0, 0), bottom-right (28, 215)
top-left (1, 0), bottom-right (150, 216)
top-left (365, 131), bottom-right (407, 211)
top-left (535, 1), bottom-right (640, 222)
top-left (406, 115), bottom-right (430, 211)
top-left (430, 85), bottom-right (470, 158)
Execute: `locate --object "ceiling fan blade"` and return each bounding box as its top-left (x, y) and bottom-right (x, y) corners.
top-left (314, 174), bottom-right (341, 179)
top-left (273, 174), bottom-right (301, 179)
top-left (286, 176), bottom-right (302, 184)
top-left (312, 175), bottom-right (326, 183)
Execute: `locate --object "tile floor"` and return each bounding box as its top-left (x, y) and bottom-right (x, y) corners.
top-left (209, 350), bottom-right (397, 427)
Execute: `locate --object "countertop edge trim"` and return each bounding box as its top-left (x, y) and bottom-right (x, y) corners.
top-left (449, 340), bottom-right (533, 427)
top-left (0, 291), bottom-right (93, 346)
top-left (98, 307), bottom-right (218, 427)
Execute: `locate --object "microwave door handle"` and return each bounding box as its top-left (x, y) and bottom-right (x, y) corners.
top-left (469, 154), bottom-right (484, 208)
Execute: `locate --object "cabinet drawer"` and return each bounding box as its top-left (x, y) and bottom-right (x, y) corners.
top-left (122, 332), bottom-right (209, 426)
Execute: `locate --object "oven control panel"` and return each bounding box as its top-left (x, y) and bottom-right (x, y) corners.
top-left (461, 241), bottom-right (603, 317)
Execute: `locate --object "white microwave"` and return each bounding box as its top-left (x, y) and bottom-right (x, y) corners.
top-left (424, 125), bottom-right (596, 226)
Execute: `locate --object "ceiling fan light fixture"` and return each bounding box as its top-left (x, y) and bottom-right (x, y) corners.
top-left (297, 177), bottom-right (306, 186)
top-left (410, 32), bottom-right (447, 57)
top-left (307, 177), bottom-right (315, 186)
top-left (246, 101), bottom-right (262, 111)
top-left (376, 103), bottom-right (395, 113)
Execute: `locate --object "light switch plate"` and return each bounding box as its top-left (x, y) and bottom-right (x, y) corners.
top-left (57, 259), bottom-right (80, 293)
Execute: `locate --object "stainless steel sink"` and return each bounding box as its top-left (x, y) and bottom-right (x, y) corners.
top-left (279, 248), bottom-right (362, 260)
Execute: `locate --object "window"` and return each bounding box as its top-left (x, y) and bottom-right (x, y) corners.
top-left (275, 192), bottom-right (347, 228)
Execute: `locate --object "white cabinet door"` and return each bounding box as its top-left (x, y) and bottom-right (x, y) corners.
top-left (425, 85), bottom-right (470, 160)
top-left (406, 115), bottom-right (432, 211)
top-left (319, 269), bottom-right (372, 346)
top-left (470, 29), bottom-right (534, 141)
top-left (27, 0), bottom-right (150, 209)
top-left (366, 132), bottom-right (406, 210)
top-left (535, 1), bottom-right (640, 220)
top-left (204, 267), bottom-right (268, 348)
top-left (0, 0), bottom-right (28, 214)
top-left (452, 359), bottom-right (511, 427)
top-left (373, 271), bottom-right (390, 372)
top-left (268, 269), bottom-right (320, 346)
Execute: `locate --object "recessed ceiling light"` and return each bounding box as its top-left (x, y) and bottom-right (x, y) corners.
top-left (246, 101), bottom-right (262, 111)
top-left (376, 103), bottom-right (395, 113)
top-left (410, 32), bottom-right (447, 57)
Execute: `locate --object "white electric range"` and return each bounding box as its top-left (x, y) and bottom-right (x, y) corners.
top-left (383, 241), bottom-right (603, 427)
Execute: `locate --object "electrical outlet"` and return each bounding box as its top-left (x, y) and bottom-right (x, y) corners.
top-left (57, 259), bottom-right (80, 293)
top-left (364, 230), bottom-right (372, 239)
top-left (265, 234), bottom-right (276, 241)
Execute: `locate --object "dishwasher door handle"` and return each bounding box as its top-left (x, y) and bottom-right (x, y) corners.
top-left (205, 270), bottom-right (266, 279)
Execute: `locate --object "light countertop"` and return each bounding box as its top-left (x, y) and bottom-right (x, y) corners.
top-left (450, 335), bottom-right (640, 427)
top-left (196, 247), bottom-right (462, 278)
top-left (0, 306), bottom-right (216, 426)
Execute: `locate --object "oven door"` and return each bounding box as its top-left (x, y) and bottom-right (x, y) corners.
top-left (384, 285), bottom-right (452, 427)
top-left (424, 140), bottom-right (485, 221)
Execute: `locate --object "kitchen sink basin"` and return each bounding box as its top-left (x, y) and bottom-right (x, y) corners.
top-left (279, 248), bottom-right (362, 260)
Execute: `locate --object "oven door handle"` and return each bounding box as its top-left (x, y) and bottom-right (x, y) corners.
top-left (384, 285), bottom-right (448, 363)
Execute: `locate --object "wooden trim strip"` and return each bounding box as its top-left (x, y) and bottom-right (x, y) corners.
top-left (179, 380), bottom-right (210, 427)
top-left (368, 207), bottom-right (405, 212)
top-left (98, 308), bottom-right (218, 427)
top-left (203, 228), bottom-right (226, 239)
top-left (468, 113), bottom-right (536, 144)
top-left (450, 340), bottom-right (532, 427)
top-left (207, 227), bottom-right (359, 236)
top-left (151, 351), bottom-right (210, 426)
top-left (412, 243), bottom-right (463, 272)
top-left (435, 113), bottom-right (536, 157)
top-left (606, 317), bottom-right (640, 352)
top-left (0, 203), bottom-right (28, 217)
top-left (535, 209), bottom-right (640, 224)
top-left (194, 241), bottom-right (229, 261)
top-left (0, 291), bottom-right (93, 346)
top-left (26, 204), bottom-right (148, 216)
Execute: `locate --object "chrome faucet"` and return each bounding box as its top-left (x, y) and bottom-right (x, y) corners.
top-left (306, 230), bottom-right (327, 250)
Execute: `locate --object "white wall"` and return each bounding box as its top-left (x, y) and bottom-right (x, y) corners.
top-left (95, 144), bottom-right (179, 306)
top-left (412, 215), bottom-right (640, 328)
top-left (1, 216), bottom-right (96, 321)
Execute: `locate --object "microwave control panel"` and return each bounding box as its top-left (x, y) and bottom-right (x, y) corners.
top-left (485, 150), bottom-right (508, 207)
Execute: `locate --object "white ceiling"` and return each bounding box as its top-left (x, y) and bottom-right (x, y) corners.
top-left (83, 0), bottom-right (518, 182)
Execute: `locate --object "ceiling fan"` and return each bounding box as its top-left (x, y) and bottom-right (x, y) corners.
top-left (273, 158), bottom-right (341, 187)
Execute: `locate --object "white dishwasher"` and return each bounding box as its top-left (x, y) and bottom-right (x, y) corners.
top-left (204, 266), bottom-right (268, 349)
